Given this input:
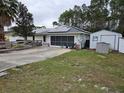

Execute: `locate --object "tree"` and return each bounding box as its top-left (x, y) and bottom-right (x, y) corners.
top-left (52, 21), bottom-right (59, 27)
top-left (88, 0), bottom-right (109, 32)
top-left (59, 4), bottom-right (95, 30)
top-left (109, 0), bottom-right (119, 30)
top-left (117, 0), bottom-right (124, 36)
top-left (12, 2), bottom-right (34, 40)
top-left (0, 0), bottom-right (18, 41)
top-left (73, 5), bottom-right (83, 27)
top-left (58, 0), bottom-right (124, 36)
top-left (59, 6), bottom-right (85, 28)
top-left (109, 0), bottom-right (124, 36)
top-left (59, 9), bottom-right (74, 26)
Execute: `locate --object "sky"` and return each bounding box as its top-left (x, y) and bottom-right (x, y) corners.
top-left (18, 0), bottom-right (91, 28)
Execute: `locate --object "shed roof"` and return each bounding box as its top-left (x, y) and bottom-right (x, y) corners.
top-left (91, 30), bottom-right (122, 36)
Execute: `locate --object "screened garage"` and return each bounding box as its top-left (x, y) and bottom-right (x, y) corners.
top-left (51, 36), bottom-right (74, 47)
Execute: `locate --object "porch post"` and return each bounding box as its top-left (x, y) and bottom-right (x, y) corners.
top-left (0, 25), bottom-right (5, 41)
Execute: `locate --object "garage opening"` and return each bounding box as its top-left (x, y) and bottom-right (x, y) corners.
top-left (51, 36), bottom-right (74, 47)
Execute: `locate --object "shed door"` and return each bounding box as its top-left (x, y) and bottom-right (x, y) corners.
top-left (100, 35), bottom-right (116, 50)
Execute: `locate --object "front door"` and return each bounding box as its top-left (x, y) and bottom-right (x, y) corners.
top-left (43, 35), bottom-right (46, 42)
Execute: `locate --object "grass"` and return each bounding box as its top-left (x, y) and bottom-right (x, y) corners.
top-left (0, 50), bottom-right (124, 93)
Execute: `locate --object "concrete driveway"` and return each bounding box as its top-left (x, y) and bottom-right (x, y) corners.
top-left (0, 47), bottom-right (71, 72)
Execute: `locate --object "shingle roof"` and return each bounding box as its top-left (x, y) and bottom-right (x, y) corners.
top-left (34, 25), bottom-right (90, 35)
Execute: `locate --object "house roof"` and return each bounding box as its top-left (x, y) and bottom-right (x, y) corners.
top-left (33, 25), bottom-right (90, 35)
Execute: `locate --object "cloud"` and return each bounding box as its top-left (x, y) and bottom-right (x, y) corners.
top-left (18, 0), bottom-right (91, 27)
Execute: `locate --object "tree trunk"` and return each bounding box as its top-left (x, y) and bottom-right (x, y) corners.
top-left (23, 36), bottom-right (27, 45)
top-left (107, 20), bottom-right (111, 30)
top-left (24, 36), bottom-right (27, 41)
top-left (0, 25), bottom-right (5, 41)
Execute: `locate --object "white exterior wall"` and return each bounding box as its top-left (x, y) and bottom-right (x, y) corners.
top-left (75, 34), bottom-right (89, 48)
top-left (46, 35), bottom-right (50, 44)
top-left (27, 37), bottom-right (33, 40)
top-left (74, 35), bottom-right (81, 44)
top-left (6, 34), bottom-right (43, 42)
top-left (45, 34), bottom-right (89, 48)
top-left (9, 36), bottom-right (43, 41)
top-left (80, 35), bottom-right (90, 48)
top-left (27, 36), bottom-right (43, 41)
top-left (6, 33), bottom-right (89, 49)
top-left (6, 36), bottom-right (24, 42)
top-left (35, 36), bottom-right (43, 41)
top-left (90, 30), bottom-right (122, 50)
top-left (119, 38), bottom-right (124, 53)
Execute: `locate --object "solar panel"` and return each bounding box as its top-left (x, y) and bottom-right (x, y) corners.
top-left (48, 26), bottom-right (70, 33)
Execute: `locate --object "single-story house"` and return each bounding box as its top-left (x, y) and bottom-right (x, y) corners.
top-left (33, 25), bottom-right (90, 48)
top-left (90, 30), bottom-right (122, 50)
top-left (5, 25), bottom-right (90, 48)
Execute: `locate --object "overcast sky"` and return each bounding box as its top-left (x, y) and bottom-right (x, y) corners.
top-left (18, 0), bottom-right (91, 28)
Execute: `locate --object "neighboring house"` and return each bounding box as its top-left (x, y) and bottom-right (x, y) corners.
top-left (90, 30), bottom-right (122, 50)
top-left (5, 31), bottom-right (24, 42)
top-left (33, 25), bottom-right (90, 48)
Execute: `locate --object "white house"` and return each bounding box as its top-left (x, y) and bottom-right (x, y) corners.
top-left (5, 31), bottom-right (24, 42)
top-left (33, 25), bottom-right (90, 48)
top-left (90, 30), bottom-right (122, 50)
top-left (5, 25), bottom-right (90, 48)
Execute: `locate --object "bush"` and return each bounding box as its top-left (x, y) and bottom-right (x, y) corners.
top-left (12, 44), bottom-right (25, 49)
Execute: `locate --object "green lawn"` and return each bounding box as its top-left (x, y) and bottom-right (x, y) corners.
top-left (0, 50), bottom-right (124, 93)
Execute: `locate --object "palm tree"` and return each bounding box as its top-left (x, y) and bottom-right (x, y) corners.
top-left (0, 0), bottom-right (18, 41)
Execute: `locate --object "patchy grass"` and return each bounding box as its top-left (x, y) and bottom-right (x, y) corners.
top-left (0, 50), bottom-right (124, 93)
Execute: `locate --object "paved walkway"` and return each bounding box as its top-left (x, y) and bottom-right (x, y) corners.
top-left (0, 47), bottom-right (71, 72)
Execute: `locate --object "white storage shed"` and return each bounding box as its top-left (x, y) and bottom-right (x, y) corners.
top-left (90, 30), bottom-right (122, 50)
